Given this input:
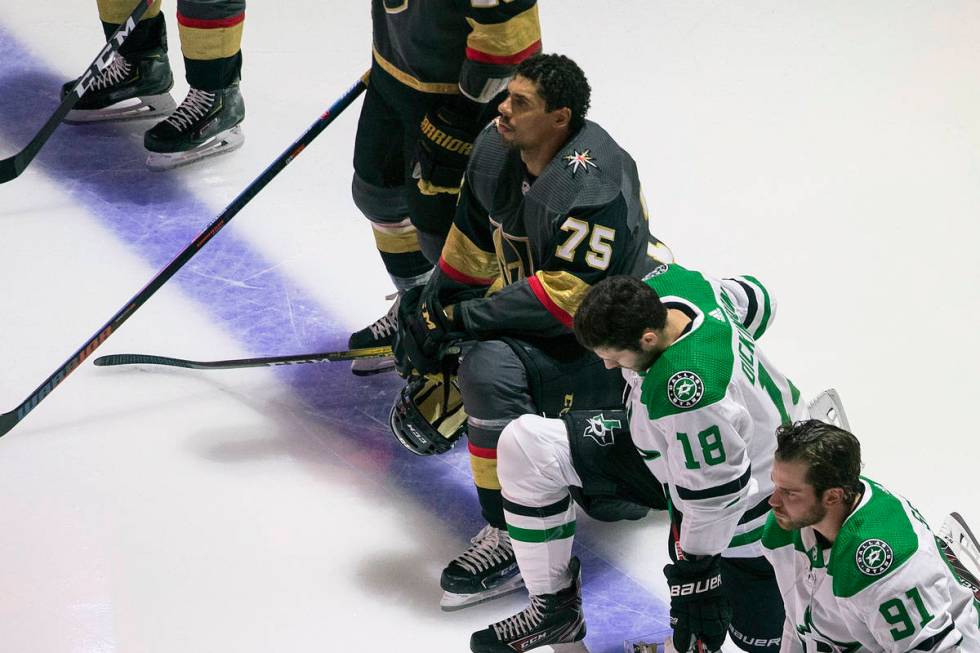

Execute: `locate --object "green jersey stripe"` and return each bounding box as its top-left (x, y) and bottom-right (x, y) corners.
top-left (729, 524), bottom-right (766, 548)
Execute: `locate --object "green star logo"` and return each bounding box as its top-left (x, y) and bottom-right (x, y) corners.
top-left (667, 371), bottom-right (704, 408)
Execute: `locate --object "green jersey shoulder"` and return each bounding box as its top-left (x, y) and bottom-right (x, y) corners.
top-left (639, 264), bottom-right (736, 420)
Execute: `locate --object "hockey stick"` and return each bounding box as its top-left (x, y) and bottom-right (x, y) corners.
top-left (0, 0), bottom-right (154, 184)
top-left (93, 346), bottom-right (393, 370)
top-left (0, 73), bottom-right (369, 438)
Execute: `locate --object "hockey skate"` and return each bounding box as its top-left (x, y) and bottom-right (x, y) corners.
top-left (470, 556), bottom-right (587, 653)
top-left (441, 524), bottom-right (525, 611)
top-left (144, 83), bottom-right (245, 170)
top-left (62, 48), bottom-right (175, 123)
top-left (348, 294), bottom-right (399, 376)
top-left (938, 512), bottom-right (980, 600)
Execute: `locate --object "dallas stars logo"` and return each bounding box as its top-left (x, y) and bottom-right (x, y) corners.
top-left (856, 538), bottom-right (894, 576)
top-left (667, 371), bottom-right (704, 408)
top-left (583, 413), bottom-right (621, 446)
top-left (563, 149), bottom-right (598, 175)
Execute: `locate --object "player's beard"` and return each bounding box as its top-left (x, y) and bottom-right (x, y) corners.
top-left (774, 502), bottom-right (827, 531)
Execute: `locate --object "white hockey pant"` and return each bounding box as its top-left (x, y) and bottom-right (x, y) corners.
top-left (497, 414), bottom-right (582, 595)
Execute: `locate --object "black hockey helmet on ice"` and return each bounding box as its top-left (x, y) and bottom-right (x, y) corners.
top-left (389, 372), bottom-right (467, 456)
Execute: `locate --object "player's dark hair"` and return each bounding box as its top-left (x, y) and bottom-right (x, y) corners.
top-left (574, 276), bottom-right (668, 352)
top-left (775, 420), bottom-right (864, 504)
top-left (516, 53), bottom-right (591, 133)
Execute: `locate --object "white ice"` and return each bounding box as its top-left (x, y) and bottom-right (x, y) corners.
top-left (0, 2), bottom-right (978, 652)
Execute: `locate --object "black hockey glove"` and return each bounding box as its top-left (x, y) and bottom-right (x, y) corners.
top-left (414, 95), bottom-right (482, 195)
top-left (664, 555), bottom-right (732, 653)
top-left (393, 282), bottom-right (465, 376)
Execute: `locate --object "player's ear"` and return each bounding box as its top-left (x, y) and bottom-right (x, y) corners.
top-left (822, 487), bottom-right (846, 507)
top-left (639, 329), bottom-right (659, 350)
top-left (552, 106), bottom-right (571, 129)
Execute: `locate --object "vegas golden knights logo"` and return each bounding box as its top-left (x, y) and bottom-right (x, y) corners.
top-left (490, 218), bottom-right (534, 285)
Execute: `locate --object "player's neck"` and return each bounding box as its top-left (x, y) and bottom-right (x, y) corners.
top-left (812, 494), bottom-right (861, 544)
top-left (521, 129), bottom-right (571, 176)
top-left (661, 308), bottom-right (693, 348)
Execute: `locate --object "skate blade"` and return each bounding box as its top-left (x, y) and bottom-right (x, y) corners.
top-left (351, 357), bottom-right (396, 376)
top-left (440, 575), bottom-right (526, 611)
top-left (552, 642), bottom-right (591, 653)
top-left (145, 124), bottom-right (244, 171)
top-left (64, 93), bottom-right (176, 124)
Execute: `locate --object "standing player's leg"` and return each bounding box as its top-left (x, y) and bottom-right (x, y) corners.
top-left (62, 0), bottom-right (176, 123)
top-left (348, 82), bottom-right (433, 375)
top-left (144, 0), bottom-right (246, 169)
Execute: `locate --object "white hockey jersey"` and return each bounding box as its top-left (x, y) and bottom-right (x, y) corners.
top-left (624, 263), bottom-right (808, 557)
top-left (762, 477), bottom-right (980, 652)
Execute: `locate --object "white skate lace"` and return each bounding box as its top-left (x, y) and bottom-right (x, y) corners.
top-left (453, 524), bottom-right (514, 575)
top-left (90, 56), bottom-right (132, 90)
top-left (367, 293), bottom-right (400, 340)
top-left (492, 595), bottom-right (546, 639)
top-left (164, 88), bottom-right (216, 131)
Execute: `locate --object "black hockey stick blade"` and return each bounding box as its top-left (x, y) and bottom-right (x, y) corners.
top-left (0, 0), bottom-right (154, 184)
top-left (93, 346), bottom-right (393, 370)
top-left (0, 75), bottom-right (368, 438)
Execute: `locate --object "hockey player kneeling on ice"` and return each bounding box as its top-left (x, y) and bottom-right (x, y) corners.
top-left (765, 420), bottom-right (980, 651)
top-left (476, 269), bottom-right (803, 653)
top-left (61, 0), bottom-right (246, 170)
top-left (391, 53), bottom-right (673, 615)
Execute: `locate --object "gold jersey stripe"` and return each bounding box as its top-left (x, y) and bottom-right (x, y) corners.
top-left (442, 225), bottom-right (499, 281)
top-left (371, 223), bottom-right (421, 255)
top-left (465, 5), bottom-right (541, 57)
top-left (178, 21), bottom-right (244, 61)
top-left (534, 270), bottom-right (591, 319)
top-left (99, 0), bottom-right (162, 24)
top-left (469, 455), bottom-right (501, 490)
top-left (372, 47), bottom-right (459, 95)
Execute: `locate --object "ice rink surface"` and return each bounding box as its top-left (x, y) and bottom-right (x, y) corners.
top-left (0, 2), bottom-right (978, 651)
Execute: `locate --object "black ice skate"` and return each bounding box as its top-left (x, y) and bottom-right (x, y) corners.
top-left (62, 49), bottom-right (175, 123)
top-left (441, 524), bottom-right (525, 611)
top-left (348, 294), bottom-right (399, 376)
top-left (144, 84), bottom-right (245, 170)
top-left (470, 556), bottom-right (587, 653)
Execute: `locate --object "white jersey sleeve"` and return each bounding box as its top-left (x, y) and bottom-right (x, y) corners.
top-left (720, 275), bottom-right (777, 340)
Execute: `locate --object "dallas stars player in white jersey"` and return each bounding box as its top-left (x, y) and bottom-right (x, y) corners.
top-left (477, 265), bottom-right (803, 653)
top-left (765, 420), bottom-right (980, 652)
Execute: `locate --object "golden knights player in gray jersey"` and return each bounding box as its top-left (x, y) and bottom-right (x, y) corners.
top-left (347, 0), bottom-right (542, 374)
top-left (392, 53), bottom-right (673, 613)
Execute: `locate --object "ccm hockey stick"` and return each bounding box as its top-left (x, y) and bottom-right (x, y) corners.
top-left (93, 346), bottom-right (393, 370)
top-left (0, 0), bottom-right (154, 184)
top-left (0, 73), bottom-right (368, 438)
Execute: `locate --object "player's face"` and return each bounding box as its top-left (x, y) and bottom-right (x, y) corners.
top-left (769, 459), bottom-right (826, 530)
top-left (593, 345), bottom-right (657, 373)
top-left (496, 76), bottom-right (562, 150)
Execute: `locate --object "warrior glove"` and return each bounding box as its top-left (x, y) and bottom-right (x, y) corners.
top-left (414, 96), bottom-right (482, 196)
top-left (393, 280), bottom-right (464, 376)
top-left (664, 555), bottom-right (732, 653)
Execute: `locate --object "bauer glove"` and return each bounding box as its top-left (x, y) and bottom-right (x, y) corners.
top-left (414, 96), bottom-right (482, 196)
top-left (664, 555), bottom-right (732, 653)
